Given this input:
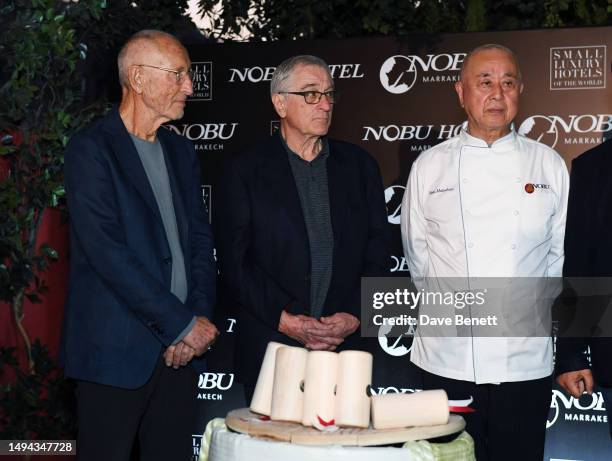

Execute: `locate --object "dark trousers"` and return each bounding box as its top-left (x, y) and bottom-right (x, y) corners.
top-left (75, 354), bottom-right (197, 461)
top-left (422, 369), bottom-right (552, 461)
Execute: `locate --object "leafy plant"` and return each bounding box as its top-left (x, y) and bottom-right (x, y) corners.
top-left (195, 0), bottom-right (610, 41)
top-left (0, 0), bottom-right (108, 372)
top-left (0, 341), bottom-right (76, 439)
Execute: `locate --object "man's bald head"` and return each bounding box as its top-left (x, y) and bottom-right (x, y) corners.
top-left (117, 30), bottom-right (185, 88)
top-left (460, 44), bottom-right (522, 83)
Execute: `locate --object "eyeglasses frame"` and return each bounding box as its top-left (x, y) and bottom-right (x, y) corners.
top-left (278, 90), bottom-right (338, 104)
top-left (133, 64), bottom-right (194, 85)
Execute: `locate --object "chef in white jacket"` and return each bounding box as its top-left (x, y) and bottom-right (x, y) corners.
top-left (401, 44), bottom-right (569, 461)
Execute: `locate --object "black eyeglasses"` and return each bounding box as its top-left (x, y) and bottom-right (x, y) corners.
top-left (278, 90), bottom-right (338, 104)
top-left (134, 64), bottom-right (195, 85)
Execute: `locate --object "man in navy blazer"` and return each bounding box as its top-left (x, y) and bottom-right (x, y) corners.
top-left (215, 55), bottom-right (390, 400)
top-left (62, 30), bottom-right (218, 460)
top-left (555, 138), bottom-right (612, 438)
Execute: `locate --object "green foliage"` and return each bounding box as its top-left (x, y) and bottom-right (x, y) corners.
top-left (415, 0), bottom-right (463, 34)
top-left (74, 0), bottom-right (191, 54)
top-left (0, 0), bottom-right (200, 440)
top-left (196, 0), bottom-right (610, 41)
top-left (0, 341), bottom-right (75, 439)
top-left (0, 0), bottom-right (106, 320)
top-left (465, 0), bottom-right (487, 32)
top-left (0, 0), bottom-right (196, 333)
top-left (196, 0), bottom-right (438, 39)
top-left (543, 0), bottom-right (610, 27)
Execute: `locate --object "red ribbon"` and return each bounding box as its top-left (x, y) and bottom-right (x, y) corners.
top-left (317, 415), bottom-right (335, 427)
top-left (449, 406), bottom-right (476, 413)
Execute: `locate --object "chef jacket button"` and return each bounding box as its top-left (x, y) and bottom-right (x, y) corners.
top-left (511, 244), bottom-right (517, 250)
top-left (463, 178), bottom-right (469, 183)
top-left (513, 210), bottom-right (519, 216)
top-left (468, 242), bottom-right (474, 248)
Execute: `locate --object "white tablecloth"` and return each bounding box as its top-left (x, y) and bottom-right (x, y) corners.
top-left (201, 420), bottom-right (475, 461)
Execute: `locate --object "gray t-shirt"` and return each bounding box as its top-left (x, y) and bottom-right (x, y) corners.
top-left (130, 134), bottom-right (193, 341)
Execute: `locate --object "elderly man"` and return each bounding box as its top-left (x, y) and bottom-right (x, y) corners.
top-left (62, 30), bottom-right (218, 461)
top-left (215, 55), bottom-right (389, 401)
top-left (401, 44), bottom-right (569, 460)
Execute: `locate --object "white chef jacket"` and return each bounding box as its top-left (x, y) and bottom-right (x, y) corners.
top-left (400, 126), bottom-right (569, 383)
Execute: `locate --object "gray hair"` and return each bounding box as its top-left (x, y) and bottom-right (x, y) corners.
top-left (117, 29), bottom-right (180, 88)
top-left (270, 55), bottom-right (332, 95)
top-left (460, 43), bottom-right (522, 81)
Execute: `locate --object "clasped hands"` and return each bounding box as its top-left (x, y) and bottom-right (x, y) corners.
top-left (279, 310), bottom-right (360, 351)
top-left (556, 368), bottom-right (594, 398)
top-left (164, 316), bottom-right (219, 369)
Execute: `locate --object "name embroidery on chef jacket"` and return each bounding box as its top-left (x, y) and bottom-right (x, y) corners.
top-left (429, 187), bottom-right (455, 195)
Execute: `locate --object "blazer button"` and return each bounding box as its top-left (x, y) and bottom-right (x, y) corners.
top-left (163, 256), bottom-right (172, 264)
top-left (304, 274), bottom-right (311, 281)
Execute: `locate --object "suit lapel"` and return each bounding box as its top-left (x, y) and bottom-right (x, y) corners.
top-left (594, 142), bottom-right (612, 229)
top-left (326, 141), bottom-right (348, 243)
top-left (267, 136), bottom-right (309, 242)
top-left (104, 110), bottom-right (162, 224)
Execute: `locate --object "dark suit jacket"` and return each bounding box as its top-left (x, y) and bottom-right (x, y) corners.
top-left (61, 109), bottom-right (216, 389)
top-left (555, 138), bottom-right (612, 387)
top-left (214, 134), bottom-right (390, 385)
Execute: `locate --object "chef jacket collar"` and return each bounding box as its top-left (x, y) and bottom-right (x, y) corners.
top-left (459, 121), bottom-right (517, 153)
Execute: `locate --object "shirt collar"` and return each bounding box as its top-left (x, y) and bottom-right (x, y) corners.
top-left (280, 134), bottom-right (330, 163)
top-left (459, 121), bottom-right (517, 152)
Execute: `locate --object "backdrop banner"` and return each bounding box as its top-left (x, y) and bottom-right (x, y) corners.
top-left (178, 26), bottom-right (612, 460)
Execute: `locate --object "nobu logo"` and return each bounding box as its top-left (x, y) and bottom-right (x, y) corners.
top-left (525, 183), bottom-right (550, 193)
top-left (165, 123), bottom-right (238, 140)
top-left (198, 373), bottom-right (235, 390)
top-left (380, 53), bottom-right (465, 94)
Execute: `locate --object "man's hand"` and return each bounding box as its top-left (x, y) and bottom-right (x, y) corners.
top-left (164, 341), bottom-right (195, 369)
top-left (319, 312), bottom-right (360, 339)
top-left (182, 316), bottom-right (219, 356)
top-left (278, 311), bottom-right (343, 351)
top-left (557, 369), bottom-right (594, 398)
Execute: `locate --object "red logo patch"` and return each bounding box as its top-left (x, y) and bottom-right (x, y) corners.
top-left (524, 183), bottom-right (535, 194)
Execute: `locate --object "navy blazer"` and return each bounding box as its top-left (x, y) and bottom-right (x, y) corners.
top-left (555, 138), bottom-right (612, 387)
top-left (214, 134), bottom-right (390, 385)
top-left (61, 110), bottom-right (216, 389)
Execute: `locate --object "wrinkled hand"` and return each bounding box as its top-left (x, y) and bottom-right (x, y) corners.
top-left (319, 312), bottom-right (360, 339)
top-left (164, 341), bottom-right (195, 369)
top-left (303, 314), bottom-right (358, 350)
top-left (556, 369), bottom-right (594, 398)
top-left (182, 316), bottom-right (219, 356)
top-left (278, 311), bottom-right (343, 351)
